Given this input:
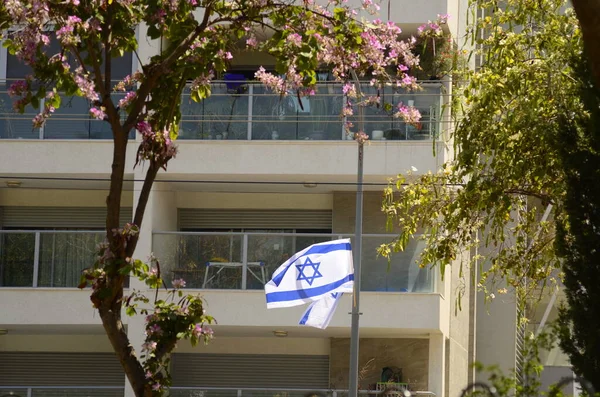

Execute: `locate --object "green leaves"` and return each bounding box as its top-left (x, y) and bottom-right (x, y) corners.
top-left (382, 0), bottom-right (575, 309)
top-left (190, 85), bottom-right (211, 103)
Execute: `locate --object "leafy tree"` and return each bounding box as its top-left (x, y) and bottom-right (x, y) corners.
top-left (0, 0), bottom-right (423, 395)
top-left (381, 0), bottom-right (577, 297)
top-left (381, 0), bottom-right (600, 387)
top-left (553, 50), bottom-right (600, 390)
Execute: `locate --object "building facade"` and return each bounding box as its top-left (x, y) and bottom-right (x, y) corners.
top-left (0, 1), bottom-right (561, 396)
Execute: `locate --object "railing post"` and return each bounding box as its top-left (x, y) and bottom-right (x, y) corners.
top-left (27, 387), bottom-right (33, 397)
top-left (39, 98), bottom-right (45, 139)
top-left (342, 90), bottom-right (347, 140)
top-left (241, 234), bottom-right (248, 290)
top-left (32, 232), bottom-right (40, 287)
top-left (237, 389), bottom-right (243, 397)
top-left (247, 84), bottom-right (253, 140)
top-left (333, 391), bottom-right (337, 397)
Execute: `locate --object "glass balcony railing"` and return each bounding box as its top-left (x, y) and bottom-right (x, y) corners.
top-left (0, 80), bottom-right (442, 141)
top-left (0, 81), bottom-right (132, 139)
top-left (0, 387), bottom-right (124, 397)
top-left (0, 231), bottom-right (105, 288)
top-left (178, 82), bottom-right (442, 141)
top-left (152, 232), bottom-right (435, 293)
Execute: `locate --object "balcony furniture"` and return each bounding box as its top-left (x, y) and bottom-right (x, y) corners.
top-left (203, 261), bottom-right (266, 289)
top-left (384, 128), bottom-right (403, 140)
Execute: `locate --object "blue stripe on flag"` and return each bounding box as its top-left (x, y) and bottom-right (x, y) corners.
top-left (271, 242), bottom-right (352, 286)
top-left (299, 306), bottom-right (312, 325)
top-left (266, 274), bottom-right (354, 304)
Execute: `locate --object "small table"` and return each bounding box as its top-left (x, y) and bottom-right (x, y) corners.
top-left (203, 261), bottom-right (266, 289)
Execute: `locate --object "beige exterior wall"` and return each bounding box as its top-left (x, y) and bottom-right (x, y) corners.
top-left (329, 338), bottom-right (429, 391)
top-left (0, 334), bottom-right (113, 352)
top-left (333, 191), bottom-right (389, 234)
top-left (175, 192), bottom-right (333, 211)
top-left (175, 336), bottom-right (330, 355)
top-left (446, 263), bottom-right (471, 397)
top-left (0, 188), bottom-right (133, 207)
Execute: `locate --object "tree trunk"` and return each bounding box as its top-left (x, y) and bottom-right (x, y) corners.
top-left (98, 304), bottom-right (149, 396)
top-left (571, 0), bottom-right (600, 88)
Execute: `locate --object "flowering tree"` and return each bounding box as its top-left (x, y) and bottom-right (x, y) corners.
top-left (0, 0), bottom-right (423, 395)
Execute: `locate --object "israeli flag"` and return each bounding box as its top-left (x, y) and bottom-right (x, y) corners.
top-left (265, 239), bottom-right (353, 328)
top-left (299, 292), bottom-right (344, 329)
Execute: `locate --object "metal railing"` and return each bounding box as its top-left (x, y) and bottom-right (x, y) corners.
top-left (0, 387), bottom-right (435, 397)
top-left (0, 80), bottom-right (443, 141)
top-left (168, 388), bottom-right (436, 397)
top-left (0, 386), bottom-right (124, 397)
top-left (152, 232), bottom-right (435, 293)
top-left (0, 230), bottom-right (104, 288)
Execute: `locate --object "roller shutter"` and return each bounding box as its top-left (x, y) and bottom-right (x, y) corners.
top-left (0, 207), bottom-right (133, 229)
top-left (0, 352), bottom-right (123, 386)
top-left (171, 354), bottom-right (330, 388)
top-left (178, 209), bottom-right (332, 230)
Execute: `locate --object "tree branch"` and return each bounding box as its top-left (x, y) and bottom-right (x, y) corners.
top-left (125, 162), bottom-right (160, 258)
top-left (122, 3), bottom-right (214, 132)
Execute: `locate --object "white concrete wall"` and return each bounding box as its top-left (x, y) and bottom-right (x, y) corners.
top-left (168, 141), bottom-right (446, 178)
top-left (199, 290), bottom-right (447, 334)
top-left (0, 141), bottom-right (137, 175)
top-left (475, 292), bottom-right (517, 379)
top-left (0, 289), bottom-right (110, 325)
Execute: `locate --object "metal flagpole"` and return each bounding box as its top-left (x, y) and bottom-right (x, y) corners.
top-left (348, 70), bottom-right (364, 397)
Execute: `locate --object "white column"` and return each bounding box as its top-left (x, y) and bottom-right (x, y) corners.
top-left (124, 176), bottom-right (178, 397)
top-left (428, 333), bottom-right (446, 397)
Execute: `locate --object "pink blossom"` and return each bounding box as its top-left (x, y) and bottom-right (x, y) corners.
top-left (396, 102), bottom-right (421, 124)
top-left (287, 33), bottom-right (302, 47)
top-left (74, 73), bottom-right (99, 101)
top-left (246, 36), bottom-right (258, 48)
top-left (172, 278), bottom-right (186, 289)
top-left (342, 83), bottom-right (357, 98)
top-left (217, 50), bottom-right (233, 60)
top-left (141, 341), bottom-right (157, 352)
top-left (255, 67), bottom-right (286, 95)
top-left (148, 324), bottom-right (163, 336)
top-left (89, 107), bottom-right (106, 120)
top-left (118, 91), bottom-right (137, 108)
top-left (193, 324), bottom-right (214, 338)
top-left (8, 80), bottom-right (28, 97)
top-left (152, 383), bottom-right (161, 391)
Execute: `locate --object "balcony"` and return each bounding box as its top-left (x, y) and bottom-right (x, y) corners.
top-left (0, 387), bottom-right (124, 397)
top-left (0, 81), bottom-right (442, 142)
top-left (152, 232), bottom-right (434, 293)
top-left (0, 231), bottom-right (104, 288)
top-left (169, 388), bottom-right (437, 397)
top-left (0, 87), bottom-right (130, 140)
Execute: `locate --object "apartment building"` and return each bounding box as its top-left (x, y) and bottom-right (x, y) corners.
top-left (0, 1), bottom-right (542, 396)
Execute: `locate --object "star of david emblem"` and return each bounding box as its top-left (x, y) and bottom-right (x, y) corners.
top-left (296, 257), bottom-right (323, 286)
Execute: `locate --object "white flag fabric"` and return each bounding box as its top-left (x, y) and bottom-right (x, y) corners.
top-left (265, 238), bottom-right (354, 328)
top-left (299, 292), bottom-right (344, 329)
